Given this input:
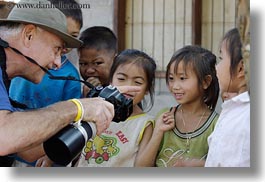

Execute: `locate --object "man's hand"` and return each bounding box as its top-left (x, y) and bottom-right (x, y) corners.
top-left (80, 98), bottom-right (114, 135)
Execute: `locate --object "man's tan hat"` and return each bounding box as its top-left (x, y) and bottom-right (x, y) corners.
top-left (0, 0), bottom-right (82, 48)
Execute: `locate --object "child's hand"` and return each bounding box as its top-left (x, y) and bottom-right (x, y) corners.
top-left (35, 155), bottom-right (54, 167)
top-left (86, 77), bottom-right (102, 87)
top-left (82, 77), bottom-right (102, 97)
top-left (155, 108), bottom-right (175, 132)
top-left (82, 85), bottom-right (91, 98)
top-left (116, 86), bottom-right (141, 100)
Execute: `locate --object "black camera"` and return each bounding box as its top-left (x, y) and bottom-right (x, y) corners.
top-left (43, 85), bottom-right (133, 166)
top-left (86, 85), bottom-right (133, 122)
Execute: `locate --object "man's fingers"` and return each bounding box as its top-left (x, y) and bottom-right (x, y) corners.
top-left (90, 99), bottom-right (114, 135)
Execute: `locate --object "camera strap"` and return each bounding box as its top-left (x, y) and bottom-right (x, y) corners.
top-left (0, 38), bottom-right (55, 76)
top-left (0, 38), bottom-right (29, 109)
top-left (0, 39), bottom-right (96, 90)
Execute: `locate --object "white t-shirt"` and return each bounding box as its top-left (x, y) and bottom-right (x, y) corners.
top-left (205, 92), bottom-right (250, 167)
top-left (77, 113), bottom-right (154, 167)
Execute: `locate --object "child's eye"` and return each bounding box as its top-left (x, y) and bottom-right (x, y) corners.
top-left (79, 63), bottom-right (87, 66)
top-left (135, 81), bottom-right (143, 85)
top-left (94, 61), bottom-right (103, 66)
top-left (71, 34), bottom-right (79, 38)
top-left (219, 56), bottom-right (223, 60)
top-left (168, 76), bottom-right (174, 81)
top-left (54, 47), bottom-right (62, 57)
top-left (117, 77), bottom-right (125, 81)
top-left (180, 77), bottom-right (186, 80)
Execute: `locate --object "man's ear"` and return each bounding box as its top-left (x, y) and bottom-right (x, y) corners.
top-left (237, 60), bottom-right (245, 79)
top-left (22, 24), bottom-right (37, 48)
top-left (202, 75), bottom-right (212, 90)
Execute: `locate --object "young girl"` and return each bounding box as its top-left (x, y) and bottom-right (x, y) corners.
top-left (141, 45), bottom-right (220, 167)
top-left (76, 49), bottom-right (156, 167)
top-left (205, 28), bottom-right (250, 167)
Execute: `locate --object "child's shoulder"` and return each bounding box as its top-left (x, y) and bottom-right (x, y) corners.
top-left (141, 112), bottom-right (155, 121)
top-left (128, 112), bottom-right (155, 121)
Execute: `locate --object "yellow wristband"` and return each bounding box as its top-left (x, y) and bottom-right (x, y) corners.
top-left (69, 99), bottom-right (84, 122)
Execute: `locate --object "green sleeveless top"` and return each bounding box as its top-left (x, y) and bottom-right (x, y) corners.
top-left (155, 106), bottom-right (218, 167)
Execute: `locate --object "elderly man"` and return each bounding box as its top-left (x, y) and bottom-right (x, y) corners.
top-left (0, 0), bottom-right (139, 166)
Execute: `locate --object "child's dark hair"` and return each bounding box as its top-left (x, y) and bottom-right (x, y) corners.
top-left (79, 26), bottom-right (117, 53)
top-left (48, 0), bottom-right (83, 29)
top-left (222, 28), bottom-right (243, 78)
top-left (109, 49), bottom-right (156, 111)
top-left (166, 45), bottom-right (219, 110)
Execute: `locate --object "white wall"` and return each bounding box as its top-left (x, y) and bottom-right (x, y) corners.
top-left (77, 0), bottom-right (115, 32)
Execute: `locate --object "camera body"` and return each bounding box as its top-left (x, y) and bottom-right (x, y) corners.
top-left (87, 85), bottom-right (133, 122)
top-left (43, 85), bottom-right (133, 166)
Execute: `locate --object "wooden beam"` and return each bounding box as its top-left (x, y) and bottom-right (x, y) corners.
top-left (114, 0), bottom-right (126, 53)
top-left (192, 0), bottom-right (202, 45)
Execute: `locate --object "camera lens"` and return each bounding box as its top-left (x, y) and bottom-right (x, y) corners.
top-left (43, 122), bottom-right (96, 166)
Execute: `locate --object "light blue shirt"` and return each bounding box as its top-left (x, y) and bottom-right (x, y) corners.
top-left (0, 68), bottom-right (14, 111)
top-left (9, 55), bottom-right (81, 109)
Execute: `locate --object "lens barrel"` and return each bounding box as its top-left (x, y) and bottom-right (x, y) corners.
top-left (43, 122), bottom-right (96, 166)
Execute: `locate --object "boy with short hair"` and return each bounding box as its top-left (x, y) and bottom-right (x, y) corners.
top-left (78, 26), bottom-right (117, 97)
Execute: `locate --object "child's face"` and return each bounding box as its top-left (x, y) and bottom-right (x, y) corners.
top-left (111, 63), bottom-right (148, 106)
top-left (167, 61), bottom-right (203, 105)
top-left (79, 48), bottom-right (115, 86)
top-left (216, 41), bottom-right (233, 96)
top-left (64, 17), bottom-right (81, 54)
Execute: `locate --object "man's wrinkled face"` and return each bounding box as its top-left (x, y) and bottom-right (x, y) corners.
top-left (25, 27), bottom-right (64, 83)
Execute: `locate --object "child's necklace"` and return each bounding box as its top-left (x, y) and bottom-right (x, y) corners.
top-left (180, 108), bottom-right (206, 153)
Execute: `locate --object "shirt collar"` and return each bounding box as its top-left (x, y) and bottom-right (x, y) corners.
top-left (231, 91), bottom-right (250, 103)
top-left (223, 91), bottom-right (250, 107)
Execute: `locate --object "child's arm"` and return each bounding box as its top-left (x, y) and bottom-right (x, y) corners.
top-left (134, 109), bottom-right (175, 167)
top-left (134, 123), bottom-right (154, 166)
top-left (82, 77), bottom-right (101, 97)
top-left (35, 155), bottom-right (54, 167)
